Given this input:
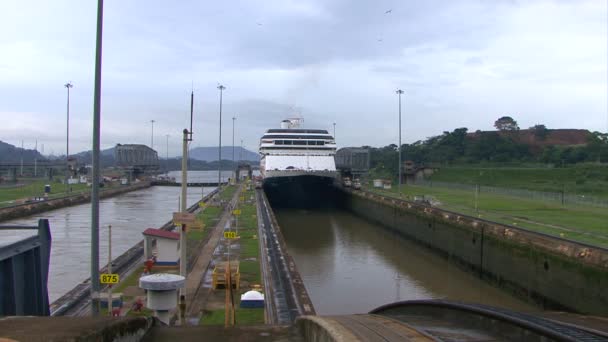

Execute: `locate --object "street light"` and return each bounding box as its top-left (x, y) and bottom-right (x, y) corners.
top-left (217, 84), bottom-right (226, 186)
top-left (232, 116), bottom-right (236, 182)
top-left (396, 89), bottom-right (404, 196)
top-left (165, 134), bottom-right (170, 175)
top-left (64, 82), bottom-right (73, 189)
top-left (150, 120), bottom-right (155, 150)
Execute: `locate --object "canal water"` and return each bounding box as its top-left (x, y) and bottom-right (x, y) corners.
top-left (276, 208), bottom-right (537, 315)
top-left (1, 185), bottom-right (214, 302)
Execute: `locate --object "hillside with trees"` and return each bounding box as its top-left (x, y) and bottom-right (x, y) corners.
top-left (365, 117), bottom-right (608, 178)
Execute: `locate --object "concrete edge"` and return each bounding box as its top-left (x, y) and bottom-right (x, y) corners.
top-left (296, 315), bottom-right (361, 342)
top-left (77, 316), bottom-right (155, 342)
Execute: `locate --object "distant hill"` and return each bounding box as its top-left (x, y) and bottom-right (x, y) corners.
top-left (189, 146), bottom-right (259, 162)
top-left (71, 147), bottom-right (116, 167)
top-left (0, 141), bottom-right (46, 163)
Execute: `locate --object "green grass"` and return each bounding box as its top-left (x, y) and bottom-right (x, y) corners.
top-left (369, 184), bottom-right (608, 248)
top-left (200, 309), bottom-right (226, 325)
top-left (239, 260), bottom-right (261, 284)
top-left (235, 308), bottom-right (264, 325)
top-left (113, 266), bottom-right (144, 293)
top-left (219, 185), bottom-right (237, 201)
top-left (197, 206), bottom-right (222, 227)
top-left (428, 165), bottom-right (608, 198)
top-left (0, 179), bottom-right (90, 205)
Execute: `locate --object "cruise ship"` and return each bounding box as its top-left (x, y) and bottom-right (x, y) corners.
top-left (259, 118), bottom-right (337, 206)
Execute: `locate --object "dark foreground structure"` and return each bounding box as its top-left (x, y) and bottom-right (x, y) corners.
top-left (0, 219), bottom-right (51, 316)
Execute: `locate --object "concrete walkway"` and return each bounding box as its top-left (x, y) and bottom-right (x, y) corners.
top-left (185, 184), bottom-right (242, 322)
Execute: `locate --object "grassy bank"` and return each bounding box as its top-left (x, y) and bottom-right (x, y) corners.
top-left (0, 179), bottom-right (91, 206)
top-left (200, 183), bottom-right (264, 326)
top-left (427, 165), bottom-right (608, 198)
top-left (368, 184), bottom-right (608, 248)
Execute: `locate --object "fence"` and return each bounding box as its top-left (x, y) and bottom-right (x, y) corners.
top-left (410, 180), bottom-right (608, 208)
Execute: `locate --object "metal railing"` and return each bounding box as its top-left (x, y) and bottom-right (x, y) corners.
top-left (0, 219), bottom-right (51, 316)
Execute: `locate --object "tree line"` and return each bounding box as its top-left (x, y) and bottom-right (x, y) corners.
top-left (365, 117), bottom-right (608, 176)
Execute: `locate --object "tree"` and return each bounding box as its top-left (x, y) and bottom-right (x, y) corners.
top-left (494, 116), bottom-right (519, 131)
top-left (530, 124), bottom-right (549, 140)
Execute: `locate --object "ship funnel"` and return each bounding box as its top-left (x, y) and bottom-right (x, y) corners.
top-left (280, 120), bottom-right (290, 129)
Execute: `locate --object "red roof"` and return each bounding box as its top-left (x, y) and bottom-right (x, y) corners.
top-left (142, 228), bottom-right (180, 240)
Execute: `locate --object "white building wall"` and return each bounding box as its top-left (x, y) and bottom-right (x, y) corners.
top-left (156, 239), bottom-right (179, 264)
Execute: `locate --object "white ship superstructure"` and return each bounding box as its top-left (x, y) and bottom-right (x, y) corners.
top-left (259, 118), bottom-right (337, 181)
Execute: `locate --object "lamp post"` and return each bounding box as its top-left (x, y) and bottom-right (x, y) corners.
top-left (217, 84), bottom-right (225, 187)
top-left (232, 116), bottom-right (236, 182)
top-left (396, 89), bottom-right (404, 196)
top-left (91, 0), bottom-right (104, 316)
top-left (64, 82), bottom-right (73, 188)
top-left (150, 120), bottom-right (155, 150)
top-left (165, 134), bottom-right (170, 175)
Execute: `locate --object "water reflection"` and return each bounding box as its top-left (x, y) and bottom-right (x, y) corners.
top-left (276, 208), bottom-right (536, 315)
top-left (0, 186), bottom-right (214, 302)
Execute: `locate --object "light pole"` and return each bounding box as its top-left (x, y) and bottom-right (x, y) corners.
top-left (240, 139), bottom-right (243, 162)
top-left (396, 89), bottom-right (404, 195)
top-left (91, 0), bottom-right (104, 317)
top-left (232, 116), bottom-right (236, 182)
top-left (165, 134), bottom-right (170, 175)
top-left (217, 84), bottom-right (226, 186)
top-left (150, 120), bottom-right (155, 150)
top-left (65, 82), bottom-right (73, 187)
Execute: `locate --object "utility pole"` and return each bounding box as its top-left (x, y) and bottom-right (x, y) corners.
top-left (178, 89), bottom-right (195, 323)
top-left (91, 0), bottom-right (104, 317)
top-left (34, 139), bottom-right (38, 177)
top-left (396, 89), bottom-right (404, 196)
top-left (240, 139), bottom-right (243, 162)
top-left (232, 116), bottom-right (236, 182)
top-left (165, 134), bottom-right (170, 175)
top-left (217, 84), bottom-right (226, 187)
top-left (65, 82), bottom-right (73, 189)
top-left (107, 224), bottom-right (112, 316)
top-left (150, 120), bottom-right (155, 150)
top-left (20, 140), bottom-right (24, 176)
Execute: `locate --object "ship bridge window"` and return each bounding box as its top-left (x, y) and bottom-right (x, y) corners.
top-left (293, 140), bottom-right (306, 145)
top-left (275, 140), bottom-right (284, 145)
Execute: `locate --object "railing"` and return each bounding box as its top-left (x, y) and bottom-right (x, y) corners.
top-left (0, 219), bottom-right (51, 316)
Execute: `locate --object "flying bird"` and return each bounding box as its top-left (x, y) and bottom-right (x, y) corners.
top-left (377, 39), bottom-right (383, 42)
top-left (385, 9), bottom-right (392, 14)
top-left (256, 22), bottom-right (263, 26)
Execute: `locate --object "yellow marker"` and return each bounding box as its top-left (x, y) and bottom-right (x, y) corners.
top-left (100, 273), bottom-right (119, 284)
top-left (239, 196), bottom-right (245, 202)
top-left (232, 209), bottom-right (241, 216)
top-left (224, 231), bottom-right (238, 239)
top-left (199, 202), bottom-right (207, 208)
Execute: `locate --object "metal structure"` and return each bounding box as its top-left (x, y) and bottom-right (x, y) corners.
top-left (335, 147), bottom-right (370, 176)
top-left (0, 219), bottom-right (51, 316)
top-left (396, 89), bottom-right (404, 190)
top-left (217, 84), bottom-right (226, 186)
top-left (64, 82), bottom-right (73, 189)
top-left (114, 144), bottom-right (160, 175)
top-left (91, 0), bottom-right (104, 316)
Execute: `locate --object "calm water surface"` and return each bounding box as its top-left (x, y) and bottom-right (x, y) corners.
top-left (276, 208), bottom-right (537, 315)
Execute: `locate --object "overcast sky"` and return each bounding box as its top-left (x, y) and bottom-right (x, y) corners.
top-left (0, 0), bottom-right (606, 157)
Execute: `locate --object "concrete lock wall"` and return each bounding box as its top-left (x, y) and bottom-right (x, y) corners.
top-left (341, 190), bottom-right (608, 316)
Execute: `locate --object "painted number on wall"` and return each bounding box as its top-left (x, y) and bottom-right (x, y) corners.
top-left (224, 231), bottom-right (238, 239)
top-left (100, 273), bottom-right (120, 284)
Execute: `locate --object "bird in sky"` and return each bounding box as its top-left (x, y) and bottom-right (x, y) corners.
top-left (385, 9), bottom-right (392, 14)
top-left (377, 39), bottom-right (383, 42)
top-left (256, 22), bottom-right (263, 26)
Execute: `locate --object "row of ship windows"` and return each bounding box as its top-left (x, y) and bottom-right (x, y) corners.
top-left (272, 140), bottom-right (326, 146)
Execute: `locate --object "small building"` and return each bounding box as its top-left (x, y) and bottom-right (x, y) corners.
top-left (240, 290), bottom-right (264, 308)
top-left (142, 228), bottom-right (180, 266)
